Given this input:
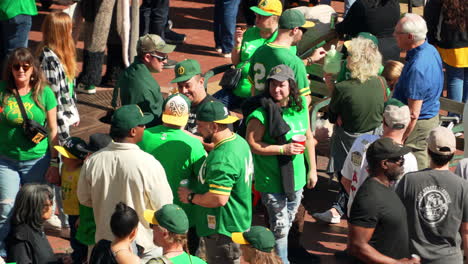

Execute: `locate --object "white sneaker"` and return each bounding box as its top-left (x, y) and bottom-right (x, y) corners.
top-left (0, 256), bottom-right (5, 264)
top-left (313, 210), bottom-right (341, 224)
top-left (215, 48), bottom-right (222, 53)
top-left (222, 53), bottom-right (231, 58)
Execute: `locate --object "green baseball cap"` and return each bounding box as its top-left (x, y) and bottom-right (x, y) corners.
top-left (250, 0), bottom-right (282, 17)
top-left (279, 9), bottom-right (315, 29)
top-left (171, 59), bottom-right (202, 83)
top-left (196, 101), bottom-right (239, 124)
top-left (143, 204), bottom-right (189, 234)
top-left (232, 226), bottom-right (276, 252)
top-left (111, 105), bottom-right (154, 132)
top-left (344, 32), bottom-right (379, 50)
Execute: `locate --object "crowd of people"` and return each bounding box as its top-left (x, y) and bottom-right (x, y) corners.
top-left (0, 0), bottom-right (467, 263)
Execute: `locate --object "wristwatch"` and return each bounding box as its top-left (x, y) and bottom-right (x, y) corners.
top-left (187, 193), bottom-right (195, 204)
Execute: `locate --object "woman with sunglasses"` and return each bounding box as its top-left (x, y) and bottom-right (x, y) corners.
top-left (6, 184), bottom-right (72, 263)
top-left (0, 47), bottom-right (59, 260)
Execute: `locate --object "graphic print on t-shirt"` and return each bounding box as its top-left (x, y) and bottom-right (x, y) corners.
top-left (417, 185), bottom-right (451, 226)
top-left (6, 100), bottom-right (34, 124)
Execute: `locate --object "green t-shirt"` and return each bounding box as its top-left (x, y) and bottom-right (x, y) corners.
top-left (76, 204), bottom-right (96, 245)
top-left (0, 0), bottom-right (37, 20)
top-left (137, 125), bottom-right (206, 226)
top-left (246, 96), bottom-right (309, 193)
top-left (248, 43), bottom-right (309, 97)
top-left (0, 81), bottom-right (57, 160)
top-left (170, 252), bottom-right (206, 264)
top-left (193, 134), bottom-right (253, 237)
top-left (235, 27), bottom-right (297, 98)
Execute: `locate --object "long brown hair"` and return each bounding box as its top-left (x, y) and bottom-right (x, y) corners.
top-left (37, 12), bottom-right (77, 79)
top-left (241, 245), bottom-right (283, 264)
top-left (442, 0), bottom-right (467, 31)
top-left (2, 48), bottom-right (47, 110)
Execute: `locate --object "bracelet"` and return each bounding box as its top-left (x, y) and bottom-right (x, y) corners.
top-left (279, 146), bottom-right (284, 155)
top-left (50, 157), bottom-right (59, 163)
top-left (50, 162), bottom-right (59, 168)
top-left (306, 57), bottom-right (314, 66)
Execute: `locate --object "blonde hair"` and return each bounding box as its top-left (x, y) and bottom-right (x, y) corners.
top-left (382, 60), bottom-right (404, 88)
top-left (347, 37), bottom-right (383, 83)
top-left (37, 12), bottom-right (77, 80)
top-left (241, 245), bottom-right (283, 264)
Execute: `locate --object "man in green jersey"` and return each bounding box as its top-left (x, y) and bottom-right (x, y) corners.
top-left (144, 204), bottom-right (207, 264)
top-left (248, 9), bottom-right (326, 104)
top-left (138, 93), bottom-right (206, 254)
top-left (178, 101), bottom-right (254, 264)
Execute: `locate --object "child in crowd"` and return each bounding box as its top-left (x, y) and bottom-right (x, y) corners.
top-left (382, 60), bottom-right (404, 92)
top-left (55, 133), bottom-right (112, 263)
top-left (90, 202), bottom-right (140, 263)
top-left (232, 226), bottom-right (282, 264)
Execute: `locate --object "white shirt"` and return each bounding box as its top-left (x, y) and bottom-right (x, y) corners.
top-left (77, 142), bottom-right (173, 253)
top-left (341, 135), bottom-right (418, 216)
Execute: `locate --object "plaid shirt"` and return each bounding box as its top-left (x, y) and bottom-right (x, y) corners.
top-left (39, 48), bottom-right (80, 143)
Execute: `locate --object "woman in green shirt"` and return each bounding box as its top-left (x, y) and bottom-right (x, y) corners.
top-left (0, 48), bottom-right (59, 259)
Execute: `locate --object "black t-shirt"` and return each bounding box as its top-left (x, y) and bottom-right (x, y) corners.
top-left (350, 177), bottom-right (410, 261)
top-left (89, 240), bottom-right (118, 264)
top-left (185, 94), bottom-right (217, 134)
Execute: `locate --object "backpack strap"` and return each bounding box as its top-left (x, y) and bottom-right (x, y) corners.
top-left (146, 256), bottom-right (174, 264)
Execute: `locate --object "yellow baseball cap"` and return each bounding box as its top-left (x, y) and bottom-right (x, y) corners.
top-left (250, 0), bottom-right (282, 17)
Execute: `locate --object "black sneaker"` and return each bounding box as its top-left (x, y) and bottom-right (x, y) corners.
top-left (165, 30), bottom-right (186, 45)
top-left (163, 59), bottom-right (178, 69)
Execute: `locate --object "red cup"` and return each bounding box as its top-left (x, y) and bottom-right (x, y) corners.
top-left (292, 134), bottom-right (307, 154)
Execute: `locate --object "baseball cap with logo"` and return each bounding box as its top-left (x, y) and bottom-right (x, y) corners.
top-left (196, 101), bottom-right (239, 124)
top-left (162, 93), bottom-right (191, 127)
top-left (111, 105), bottom-right (154, 132)
top-left (383, 98), bottom-right (410, 130)
top-left (344, 32), bottom-right (379, 50)
top-left (54, 137), bottom-right (90, 160)
top-left (171, 59), bottom-right (202, 83)
top-left (366, 137), bottom-right (411, 161)
top-left (144, 204), bottom-right (189, 234)
top-left (232, 226), bottom-right (276, 252)
top-left (267, 64), bottom-right (296, 82)
top-left (250, 0), bottom-right (282, 17)
top-left (137, 34), bottom-right (176, 54)
top-left (426, 126), bottom-right (456, 155)
top-left (279, 9), bottom-right (315, 29)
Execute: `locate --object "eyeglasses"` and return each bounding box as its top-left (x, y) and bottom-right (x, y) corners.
top-left (298, 27), bottom-right (308, 34)
top-left (149, 223), bottom-right (155, 228)
top-left (150, 53), bottom-right (168, 62)
top-left (386, 156), bottom-right (405, 166)
top-left (12, 64), bottom-right (31, 71)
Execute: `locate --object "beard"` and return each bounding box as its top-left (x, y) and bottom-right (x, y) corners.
top-left (384, 166), bottom-right (404, 182)
top-left (202, 132), bottom-right (214, 144)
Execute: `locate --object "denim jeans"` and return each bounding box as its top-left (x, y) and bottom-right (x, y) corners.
top-left (446, 63), bottom-right (468, 103)
top-left (261, 189), bottom-right (303, 264)
top-left (344, 0), bottom-right (357, 16)
top-left (213, 88), bottom-right (245, 111)
top-left (214, 0), bottom-right (241, 53)
top-left (139, 0), bottom-right (169, 37)
top-left (0, 14), bottom-right (32, 74)
top-left (0, 154), bottom-right (50, 257)
top-left (68, 215), bottom-right (88, 263)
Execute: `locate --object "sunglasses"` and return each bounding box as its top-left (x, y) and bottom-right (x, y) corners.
top-left (298, 27), bottom-right (308, 34)
top-left (386, 156), bottom-right (405, 166)
top-left (150, 53), bottom-right (168, 62)
top-left (12, 64), bottom-right (31, 71)
top-left (149, 223), bottom-right (155, 228)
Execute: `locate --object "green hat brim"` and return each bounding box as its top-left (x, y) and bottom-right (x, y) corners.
top-left (170, 74), bottom-right (196, 83)
top-left (139, 113), bottom-right (154, 126)
top-left (250, 6), bottom-right (274, 16)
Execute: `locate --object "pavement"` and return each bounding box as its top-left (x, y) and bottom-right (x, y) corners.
top-left (29, 0), bottom-right (425, 263)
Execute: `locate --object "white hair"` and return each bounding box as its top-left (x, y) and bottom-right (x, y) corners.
top-left (400, 13), bottom-right (428, 42)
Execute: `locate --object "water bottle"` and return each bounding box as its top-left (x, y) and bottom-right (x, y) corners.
top-left (323, 45), bottom-right (343, 74)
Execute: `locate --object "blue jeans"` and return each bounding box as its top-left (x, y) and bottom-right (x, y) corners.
top-left (214, 0), bottom-right (241, 53)
top-left (0, 154), bottom-right (50, 257)
top-left (261, 189), bottom-right (303, 264)
top-left (213, 88), bottom-right (245, 110)
top-left (0, 15), bottom-right (32, 69)
top-left (446, 63), bottom-right (468, 103)
top-left (68, 215), bottom-right (88, 263)
top-left (344, 0), bottom-right (356, 16)
top-left (139, 0), bottom-right (169, 37)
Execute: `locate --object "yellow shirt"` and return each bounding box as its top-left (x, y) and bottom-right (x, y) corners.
top-left (437, 46), bottom-right (468, 68)
top-left (61, 164), bottom-right (81, 215)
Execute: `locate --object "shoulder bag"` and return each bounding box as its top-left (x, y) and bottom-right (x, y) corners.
top-left (13, 89), bottom-right (48, 144)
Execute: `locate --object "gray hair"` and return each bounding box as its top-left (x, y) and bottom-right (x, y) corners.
top-left (11, 184), bottom-right (54, 231)
top-left (347, 36), bottom-right (383, 83)
top-left (400, 13), bottom-right (428, 42)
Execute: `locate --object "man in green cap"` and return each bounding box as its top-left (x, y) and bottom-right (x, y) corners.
top-left (248, 9), bottom-right (326, 105)
top-left (178, 101), bottom-right (253, 264)
top-left (112, 34), bottom-right (176, 128)
top-left (138, 93), bottom-right (206, 254)
top-left (171, 59), bottom-right (218, 136)
top-left (144, 204), bottom-right (207, 264)
top-left (77, 104), bottom-right (173, 261)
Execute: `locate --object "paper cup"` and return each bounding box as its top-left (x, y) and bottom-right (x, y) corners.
top-left (292, 135), bottom-right (307, 153)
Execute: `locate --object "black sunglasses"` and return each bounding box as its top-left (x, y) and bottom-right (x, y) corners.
top-left (386, 156), bottom-right (405, 165)
top-left (150, 53), bottom-right (168, 62)
top-left (298, 27), bottom-right (308, 34)
top-left (13, 64), bottom-right (31, 71)
top-left (149, 223), bottom-right (155, 228)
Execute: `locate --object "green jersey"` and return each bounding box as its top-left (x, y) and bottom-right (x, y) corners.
top-left (248, 43), bottom-right (310, 96)
top-left (246, 96), bottom-right (309, 193)
top-left (235, 27), bottom-right (297, 98)
top-left (0, 81), bottom-right (57, 160)
top-left (170, 252), bottom-right (206, 264)
top-left (76, 204), bottom-right (96, 245)
top-left (193, 134), bottom-right (253, 237)
top-left (0, 0), bottom-right (37, 20)
top-left (138, 125), bottom-right (206, 226)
